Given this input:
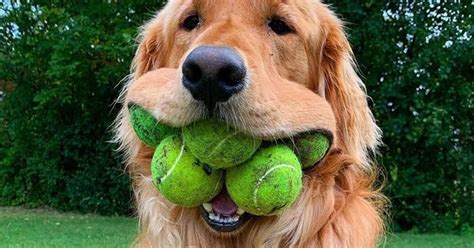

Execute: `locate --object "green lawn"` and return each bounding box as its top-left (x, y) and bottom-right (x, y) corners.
top-left (383, 233), bottom-right (473, 248)
top-left (0, 207), bottom-right (137, 248)
top-left (1, 207), bottom-right (472, 248)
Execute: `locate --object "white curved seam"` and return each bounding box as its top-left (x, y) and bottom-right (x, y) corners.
top-left (253, 164), bottom-right (296, 212)
top-left (206, 131), bottom-right (239, 159)
top-left (160, 143), bottom-right (185, 184)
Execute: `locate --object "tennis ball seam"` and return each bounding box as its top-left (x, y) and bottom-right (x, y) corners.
top-left (159, 143), bottom-right (185, 184)
top-left (204, 131), bottom-right (239, 160)
top-left (252, 163), bottom-right (297, 213)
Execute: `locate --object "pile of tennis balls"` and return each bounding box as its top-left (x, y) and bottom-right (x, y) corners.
top-left (129, 104), bottom-right (330, 216)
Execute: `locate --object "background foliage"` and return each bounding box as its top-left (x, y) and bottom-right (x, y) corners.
top-left (329, 1), bottom-right (473, 233)
top-left (0, 1), bottom-right (472, 232)
top-left (0, 1), bottom-right (165, 215)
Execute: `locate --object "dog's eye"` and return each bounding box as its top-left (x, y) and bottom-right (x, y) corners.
top-left (182, 15), bottom-right (200, 31)
top-left (268, 17), bottom-right (293, 35)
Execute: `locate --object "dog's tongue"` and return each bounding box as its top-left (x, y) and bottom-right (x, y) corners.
top-left (210, 189), bottom-right (237, 216)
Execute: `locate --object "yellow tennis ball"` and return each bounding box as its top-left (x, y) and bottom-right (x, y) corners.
top-left (128, 104), bottom-right (178, 148)
top-left (293, 132), bottom-right (330, 169)
top-left (151, 135), bottom-right (224, 207)
top-left (182, 119), bottom-right (261, 169)
top-left (226, 145), bottom-right (303, 216)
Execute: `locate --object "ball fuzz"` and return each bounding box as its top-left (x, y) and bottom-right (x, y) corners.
top-left (129, 104), bottom-right (177, 148)
top-left (226, 145), bottom-right (303, 216)
top-left (182, 119), bottom-right (261, 169)
top-left (151, 135), bottom-right (224, 207)
top-left (293, 132), bottom-right (330, 169)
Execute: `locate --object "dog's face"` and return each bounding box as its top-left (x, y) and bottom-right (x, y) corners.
top-left (117, 0), bottom-right (381, 243)
top-left (127, 0), bottom-right (339, 137)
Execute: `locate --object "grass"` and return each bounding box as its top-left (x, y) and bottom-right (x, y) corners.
top-left (383, 233), bottom-right (473, 248)
top-left (1, 207), bottom-right (473, 248)
top-left (0, 207), bottom-right (137, 248)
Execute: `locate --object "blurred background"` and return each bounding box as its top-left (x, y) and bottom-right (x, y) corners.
top-left (0, 1), bottom-right (472, 247)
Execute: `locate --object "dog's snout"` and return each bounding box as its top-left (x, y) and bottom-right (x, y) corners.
top-left (182, 46), bottom-right (246, 109)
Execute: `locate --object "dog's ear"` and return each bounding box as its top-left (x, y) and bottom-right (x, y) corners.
top-left (132, 16), bottom-right (169, 78)
top-left (315, 10), bottom-right (381, 166)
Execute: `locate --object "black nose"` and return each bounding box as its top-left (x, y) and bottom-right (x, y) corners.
top-left (182, 46), bottom-right (246, 110)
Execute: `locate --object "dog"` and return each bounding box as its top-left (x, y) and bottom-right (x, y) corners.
top-left (114, 0), bottom-right (386, 247)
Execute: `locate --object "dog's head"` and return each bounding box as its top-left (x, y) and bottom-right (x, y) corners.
top-left (115, 0), bottom-right (381, 244)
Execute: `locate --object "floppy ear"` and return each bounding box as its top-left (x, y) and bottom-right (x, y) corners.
top-left (113, 13), bottom-right (170, 171)
top-left (317, 11), bottom-right (381, 166)
top-left (132, 16), bottom-right (169, 78)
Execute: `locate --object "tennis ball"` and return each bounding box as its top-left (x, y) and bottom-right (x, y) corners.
top-left (226, 145), bottom-right (303, 216)
top-left (182, 119), bottom-right (261, 169)
top-left (293, 132), bottom-right (330, 169)
top-left (128, 104), bottom-right (178, 148)
top-left (151, 135), bottom-right (224, 207)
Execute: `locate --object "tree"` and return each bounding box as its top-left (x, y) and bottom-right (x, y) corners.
top-left (327, 0), bottom-right (473, 232)
top-left (0, 1), bottom-right (165, 214)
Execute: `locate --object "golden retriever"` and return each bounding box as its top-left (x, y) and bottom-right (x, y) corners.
top-left (114, 0), bottom-right (386, 247)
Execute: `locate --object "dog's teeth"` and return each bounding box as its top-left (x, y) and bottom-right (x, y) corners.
top-left (237, 208), bottom-right (245, 215)
top-left (207, 211), bottom-right (241, 224)
top-left (202, 203), bottom-right (212, 213)
top-left (209, 212), bottom-right (218, 221)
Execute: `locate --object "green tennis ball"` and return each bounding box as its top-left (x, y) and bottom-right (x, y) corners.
top-left (129, 104), bottom-right (178, 148)
top-left (226, 145), bottom-right (303, 216)
top-left (182, 119), bottom-right (262, 169)
top-left (293, 132), bottom-right (330, 169)
top-left (151, 135), bottom-right (224, 207)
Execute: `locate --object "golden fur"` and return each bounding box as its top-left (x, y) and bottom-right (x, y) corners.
top-left (114, 0), bottom-right (386, 247)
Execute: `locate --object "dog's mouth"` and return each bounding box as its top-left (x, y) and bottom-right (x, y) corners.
top-left (200, 188), bottom-right (251, 232)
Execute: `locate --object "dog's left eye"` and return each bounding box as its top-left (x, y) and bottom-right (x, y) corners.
top-left (182, 14), bottom-right (200, 31)
top-left (268, 17), bottom-right (294, 35)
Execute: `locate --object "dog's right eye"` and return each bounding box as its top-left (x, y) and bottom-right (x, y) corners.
top-left (268, 17), bottom-right (294, 35)
top-left (182, 15), bottom-right (200, 31)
